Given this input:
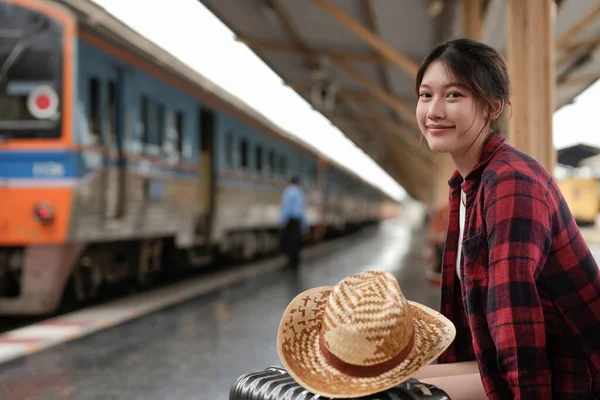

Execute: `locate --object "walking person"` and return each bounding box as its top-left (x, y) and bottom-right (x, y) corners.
top-left (280, 175), bottom-right (308, 270)
top-left (412, 38), bottom-right (600, 399)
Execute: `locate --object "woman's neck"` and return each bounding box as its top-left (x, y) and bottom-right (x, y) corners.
top-left (450, 135), bottom-right (489, 179)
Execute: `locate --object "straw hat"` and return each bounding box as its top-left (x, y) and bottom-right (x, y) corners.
top-left (277, 270), bottom-right (456, 398)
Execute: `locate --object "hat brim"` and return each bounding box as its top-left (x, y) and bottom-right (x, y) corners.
top-left (277, 286), bottom-right (456, 399)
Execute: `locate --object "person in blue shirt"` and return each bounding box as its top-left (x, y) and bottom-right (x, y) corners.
top-left (280, 175), bottom-right (308, 270)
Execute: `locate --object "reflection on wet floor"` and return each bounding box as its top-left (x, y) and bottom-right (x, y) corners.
top-left (0, 217), bottom-right (440, 399)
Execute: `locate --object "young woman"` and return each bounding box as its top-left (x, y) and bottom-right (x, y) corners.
top-left (412, 38), bottom-right (600, 399)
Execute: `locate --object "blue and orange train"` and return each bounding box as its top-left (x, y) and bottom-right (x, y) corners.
top-left (0, 0), bottom-right (399, 315)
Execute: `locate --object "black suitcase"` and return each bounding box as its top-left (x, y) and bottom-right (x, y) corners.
top-left (229, 366), bottom-right (450, 400)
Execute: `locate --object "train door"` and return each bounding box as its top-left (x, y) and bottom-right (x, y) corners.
top-left (197, 107), bottom-right (215, 240)
top-left (104, 68), bottom-right (126, 220)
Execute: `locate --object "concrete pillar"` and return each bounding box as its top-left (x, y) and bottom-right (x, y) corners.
top-left (506, 0), bottom-right (556, 173)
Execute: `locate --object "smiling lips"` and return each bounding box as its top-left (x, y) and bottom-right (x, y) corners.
top-left (427, 125), bottom-right (455, 135)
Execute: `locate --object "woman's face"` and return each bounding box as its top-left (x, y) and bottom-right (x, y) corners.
top-left (416, 60), bottom-right (488, 155)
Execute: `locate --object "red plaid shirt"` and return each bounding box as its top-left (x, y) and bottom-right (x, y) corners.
top-left (437, 134), bottom-right (600, 399)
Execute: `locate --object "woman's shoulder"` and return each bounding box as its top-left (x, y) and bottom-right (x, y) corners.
top-left (481, 143), bottom-right (554, 193)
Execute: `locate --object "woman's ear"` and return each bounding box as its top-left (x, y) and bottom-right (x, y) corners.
top-left (490, 99), bottom-right (504, 120)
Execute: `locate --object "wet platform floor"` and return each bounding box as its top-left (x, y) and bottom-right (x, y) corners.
top-left (0, 218), bottom-right (512, 398)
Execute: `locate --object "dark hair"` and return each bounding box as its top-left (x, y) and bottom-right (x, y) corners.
top-left (290, 175), bottom-right (299, 185)
top-left (415, 38), bottom-right (510, 137)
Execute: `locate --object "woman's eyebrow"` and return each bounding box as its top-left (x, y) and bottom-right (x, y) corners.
top-left (446, 82), bottom-right (467, 90)
top-left (419, 82), bottom-right (466, 90)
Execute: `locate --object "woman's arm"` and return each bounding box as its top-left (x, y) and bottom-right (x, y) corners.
top-left (482, 172), bottom-right (553, 398)
top-left (421, 373), bottom-right (487, 400)
top-left (414, 361), bottom-right (479, 380)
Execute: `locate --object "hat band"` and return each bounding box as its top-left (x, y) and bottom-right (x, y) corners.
top-left (318, 331), bottom-right (415, 378)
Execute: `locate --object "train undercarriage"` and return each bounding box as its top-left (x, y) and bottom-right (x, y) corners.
top-left (0, 220), bottom-right (376, 316)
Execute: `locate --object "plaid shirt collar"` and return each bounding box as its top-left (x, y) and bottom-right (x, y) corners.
top-left (447, 134), bottom-right (507, 191)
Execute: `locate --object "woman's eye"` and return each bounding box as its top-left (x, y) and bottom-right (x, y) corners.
top-left (447, 92), bottom-right (462, 98)
top-left (419, 93), bottom-right (431, 98)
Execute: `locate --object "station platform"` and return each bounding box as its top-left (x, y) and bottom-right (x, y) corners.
top-left (0, 216), bottom-right (598, 399)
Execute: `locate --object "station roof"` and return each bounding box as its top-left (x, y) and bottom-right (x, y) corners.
top-left (558, 144), bottom-right (600, 167)
top-left (199, 0), bottom-right (600, 201)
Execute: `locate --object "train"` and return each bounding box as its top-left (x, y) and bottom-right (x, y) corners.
top-left (0, 0), bottom-right (399, 315)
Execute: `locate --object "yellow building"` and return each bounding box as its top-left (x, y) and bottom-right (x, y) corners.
top-left (556, 145), bottom-right (600, 225)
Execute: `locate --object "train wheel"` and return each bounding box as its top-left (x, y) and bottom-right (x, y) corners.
top-left (270, 231), bottom-right (281, 255)
top-left (232, 234), bottom-right (246, 263)
top-left (257, 231), bottom-right (269, 257)
top-left (137, 239), bottom-right (163, 287)
top-left (72, 253), bottom-right (103, 303)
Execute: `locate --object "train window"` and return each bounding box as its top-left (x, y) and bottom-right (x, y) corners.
top-left (175, 111), bottom-right (184, 154)
top-left (156, 103), bottom-right (165, 147)
top-left (199, 108), bottom-right (214, 152)
top-left (268, 150), bottom-right (275, 177)
top-left (107, 80), bottom-right (116, 146)
top-left (140, 96), bottom-right (163, 154)
top-left (309, 164), bottom-right (316, 186)
top-left (224, 132), bottom-right (233, 167)
top-left (141, 95), bottom-right (149, 144)
top-left (240, 139), bottom-right (248, 168)
top-left (279, 155), bottom-right (287, 177)
top-left (89, 78), bottom-right (100, 142)
top-left (255, 146), bottom-right (263, 173)
top-left (0, 47), bottom-right (62, 138)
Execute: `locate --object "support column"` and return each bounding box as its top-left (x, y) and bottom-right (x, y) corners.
top-left (507, 0), bottom-right (556, 173)
top-left (462, 0), bottom-right (483, 40)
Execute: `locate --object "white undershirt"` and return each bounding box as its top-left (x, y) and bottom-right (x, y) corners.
top-left (456, 189), bottom-right (466, 281)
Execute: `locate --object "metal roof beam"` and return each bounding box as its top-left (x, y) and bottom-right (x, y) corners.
top-left (333, 101), bottom-right (385, 156)
top-left (284, 82), bottom-right (414, 104)
top-left (331, 101), bottom-right (424, 195)
top-left (312, 0), bottom-right (420, 79)
top-left (361, 0), bottom-right (395, 108)
top-left (562, 37), bottom-right (600, 55)
top-left (248, 0), bottom-right (428, 197)
top-left (236, 37), bottom-right (388, 65)
top-left (263, 0), bottom-right (321, 68)
top-left (361, 0), bottom-right (413, 150)
top-left (337, 114), bottom-right (432, 165)
top-left (338, 103), bottom-right (421, 161)
top-left (558, 72), bottom-right (600, 86)
top-left (334, 119), bottom-right (431, 173)
top-left (556, 4), bottom-right (600, 50)
top-left (337, 105), bottom-right (429, 200)
top-left (265, 0), bottom-right (307, 49)
top-left (334, 60), bottom-right (419, 129)
top-left (555, 4), bottom-right (600, 71)
top-left (352, 101), bottom-right (433, 171)
top-left (382, 157), bottom-right (429, 202)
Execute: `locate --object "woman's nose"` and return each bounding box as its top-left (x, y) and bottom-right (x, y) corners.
top-left (427, 99), bottom-right (445, 120)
